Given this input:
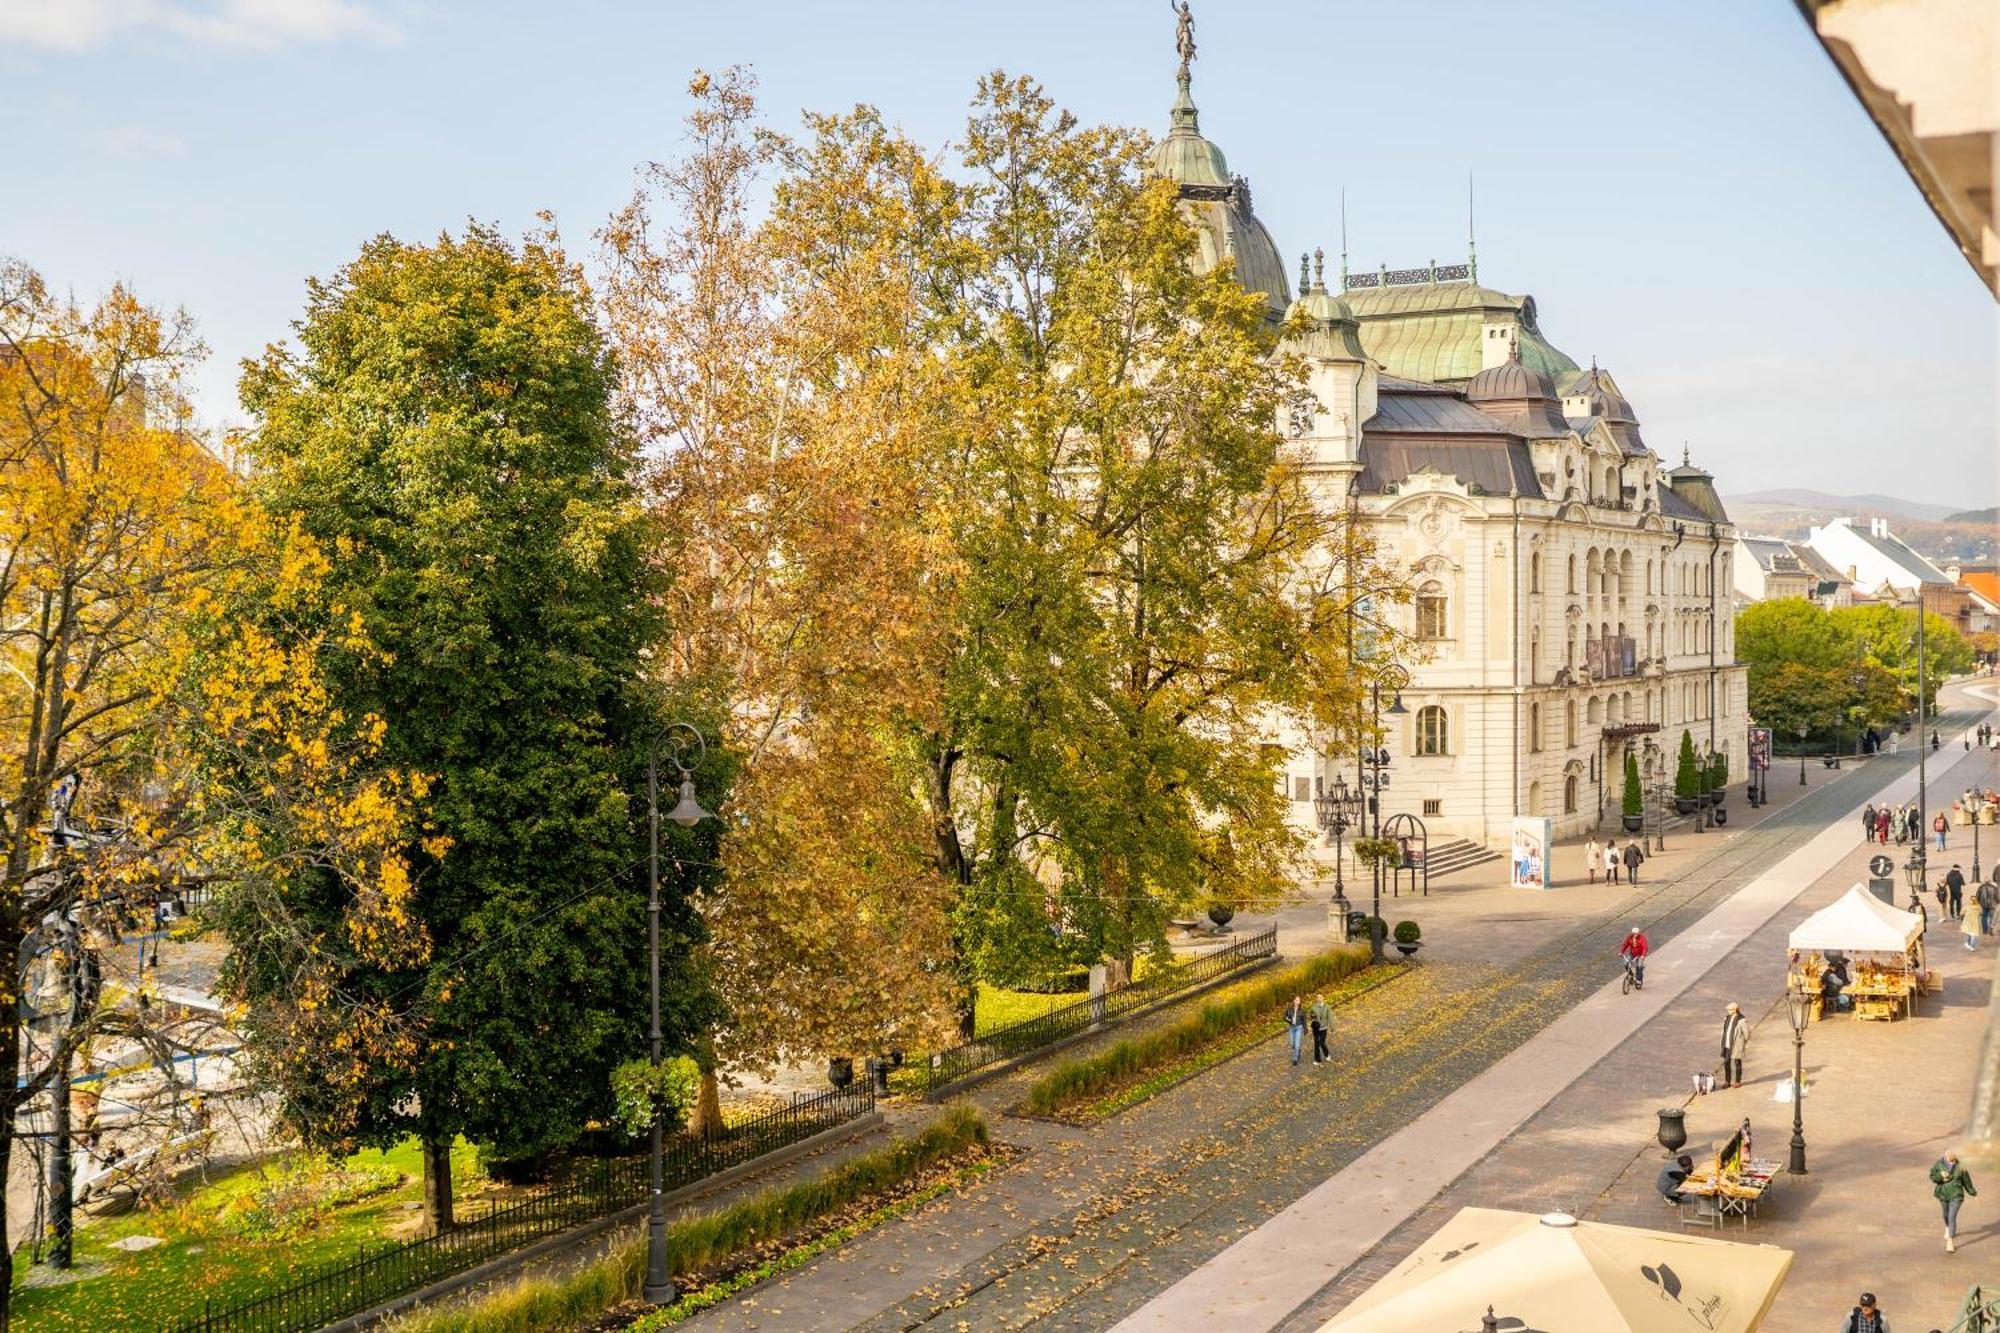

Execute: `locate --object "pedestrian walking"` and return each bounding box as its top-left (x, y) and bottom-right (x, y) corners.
top-left (1946, 864), bottom-right (1966, 920)
top-left (1936, 811), bottom-right (1951, 852)
top-left (1963, 895), bottom-right (1981, 952)
top-left (1930, 1152), bottom-right (1977, 1252)
top-left (1585, 838), bottom-right (1601, 884)
top-left (1838, 1293), bottom-right (1889, 1333)
top-left (1980, 877), bottom-right (1998, 936)
top-left (1861, 803), bottom-right (1877, 843)
top-left (1309, 993), bottom-right (1332, 1065)
top-left (1622, 840), bottom-right (1645, 884)
top-left (1285, 995), bottom-right (1306, 1066)
top-left (1606, 842), bottom-right (1620, 884)
top-left (1720, 1002), bottom-right (1748, 1088)
top-left (1877, 808), bottom-right (1892, 845)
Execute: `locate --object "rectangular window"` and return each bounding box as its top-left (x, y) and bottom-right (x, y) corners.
top-left (1416, 594), bottom-right (1448, 641)
top-left (1292, 776), bottom-right (1311, 802)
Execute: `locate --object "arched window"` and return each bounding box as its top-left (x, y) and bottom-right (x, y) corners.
top-left (1530, 702), bottom-right (1543, 752)
top-left (1567, 555), bottom-right (1577, 594)
top-left (1586, 696), bottom-right (1603, 725)
top-left (1416, 705), bottom-right (1449, 756)
top-left (1646, 559), bottom-right (1655, 595)
top-left (1416, 583), bottom-right (1448, 640)
top-left (1563, 774), bottom-right (1579, 814)
top-left (1528, 780), bottom-right (1543, 815)
top-left (1530, 552), bottom-right (1542, 593)
top-left (1565, 700), bottom-right (1578, 747)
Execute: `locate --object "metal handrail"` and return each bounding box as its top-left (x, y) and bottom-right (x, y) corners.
top-left (914, 927), bottom-right (1278, 1094)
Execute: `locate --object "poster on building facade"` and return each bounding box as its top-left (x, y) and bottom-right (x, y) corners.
top-left (1510, 815), bottom-right (1552, 890)
top-left (1748, 727), bottom-right (1771, 772)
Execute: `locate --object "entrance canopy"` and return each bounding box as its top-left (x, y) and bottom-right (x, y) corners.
top-left (1322, 1207), bottom-right (1792, 1333)
top-left (1786, 883), bottom-right (1923, 954)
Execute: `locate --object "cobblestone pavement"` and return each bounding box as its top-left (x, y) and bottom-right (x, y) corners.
top-left (681, 690), bottom-right (1991, 1332)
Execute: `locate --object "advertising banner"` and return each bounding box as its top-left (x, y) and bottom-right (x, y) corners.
top-left (1510, 815), bottom-right (1552, 890)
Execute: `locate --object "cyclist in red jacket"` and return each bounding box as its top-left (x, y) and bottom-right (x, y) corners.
top-left (1619, 926), bottom-right (1649, 989)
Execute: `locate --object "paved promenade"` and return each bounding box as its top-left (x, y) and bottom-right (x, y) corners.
top-left (1125, 694), bottom-right (1999, 1332)
top-left (681, 683), bottom-right (1995, 1331)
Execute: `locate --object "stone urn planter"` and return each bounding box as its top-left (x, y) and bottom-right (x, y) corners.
top-left (1207, 903), bottom-right (1236, 929)
top-left (1657, 1106), bottom-right (1688, 1156)
top-left (1621, 814), bottom-right (1644, 834)
top-left (1674, 796), bottom-right (1698, 816)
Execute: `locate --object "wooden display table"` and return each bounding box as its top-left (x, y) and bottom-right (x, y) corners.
top-left (1680, 1157), bottom-right (1782, 1230)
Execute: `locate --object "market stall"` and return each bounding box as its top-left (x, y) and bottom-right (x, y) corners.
top-left (1321, 1207), bottom-right (1792, 1332)
top-left (1786, 884), bottom-right (1927, 1021)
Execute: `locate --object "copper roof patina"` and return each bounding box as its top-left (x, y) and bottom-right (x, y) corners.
top-left (1355, 439), bottom-right (1545, 499)
top-left (1340, 281), bottom-right (1579, 382)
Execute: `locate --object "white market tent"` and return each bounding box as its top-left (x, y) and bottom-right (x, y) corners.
top-left (1321, 1208), bottom-right (1792, 1333)
top-left (1786, 883), bottom-right (1923, 954)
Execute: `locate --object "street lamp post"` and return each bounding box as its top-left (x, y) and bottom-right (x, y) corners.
top-left (1796, 723), bottom-right (1809, 787)
top-left (1313, 774), bottom-right (1360, 941)
top-left (1785, 985), bottom-right (1810, 1176)
top-left (1359, 666), bottom-right (1409, 963)
top-left (643, 723), bottom-right (713, 1306)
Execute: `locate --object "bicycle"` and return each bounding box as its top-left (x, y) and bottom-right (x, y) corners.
top-left (1621, 953), bottom-right (1645, 994)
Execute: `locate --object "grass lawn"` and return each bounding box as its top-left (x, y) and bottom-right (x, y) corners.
top-left (12, 1137), bottom-right (484, 1332)
top-left (974, 955), bottom-right (1169, 1037)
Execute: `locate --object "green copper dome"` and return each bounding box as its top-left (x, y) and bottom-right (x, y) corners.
top-left (1151, 69), bottom-right (1289, 319)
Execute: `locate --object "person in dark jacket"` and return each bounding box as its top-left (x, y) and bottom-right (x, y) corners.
top-left (1838, 1292), bottom-right (1889, 1333)
top-left (1931, 1152), bottom-right (1977, 1252)
top-left (1861, 803), bottom-right (1877, 841)
top-left (1656, 1154), bottom-right (1694, 1205)
top-left (1622, 841), bottom-right (1645, 884)
top-left (1946, 865), bottom-right (1967, 920)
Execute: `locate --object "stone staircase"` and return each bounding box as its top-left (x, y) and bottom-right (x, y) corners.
top-left (1420, 837), bottom-right (1505, 881)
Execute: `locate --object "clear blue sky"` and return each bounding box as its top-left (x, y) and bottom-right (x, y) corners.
top-left (5, 0), bottom-right (1994, 510)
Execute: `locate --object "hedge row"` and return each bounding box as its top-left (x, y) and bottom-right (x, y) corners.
top-left (1019, 944), bottom-right (1374, 1117)
top-left (396, 1104), bottom-right (990, 1333)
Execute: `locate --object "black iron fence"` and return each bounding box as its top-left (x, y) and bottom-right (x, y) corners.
top-left (172, 1085), bottom-right (874, 1333)
top-left (910, 927), bottom-right (1277, 1095)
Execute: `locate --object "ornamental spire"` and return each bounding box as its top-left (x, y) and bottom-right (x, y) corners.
top-left (1169, 1), bottom-right (1200, 131)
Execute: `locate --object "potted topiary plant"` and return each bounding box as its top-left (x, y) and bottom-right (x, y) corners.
top-left (1392, 919), bottom-right (1422, 957)
top-left (1673, 730), bottom-right (1700, 815)
top-left (1621, 751), bottom-right (1645, 834)
top-left (1709, 752), bottom-right (1728, 806)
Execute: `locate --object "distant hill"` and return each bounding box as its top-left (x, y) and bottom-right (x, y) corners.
top-left (1944, 506), bottom-right (1999, 526)
top-left (1726, 489), bottom-right (1961, 522)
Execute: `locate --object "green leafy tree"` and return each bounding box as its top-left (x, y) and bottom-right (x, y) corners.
top-left (1736, 598), bottom-right (1852, 671)
top-left (1831, 603), bottom-right (1972, 716)
top-left (1748, 661), bottom-right (1851, 747)
top-left (228, 225), bottom-right (719, 1230)
top-left (1622, 751), bottom-right (1644, 818)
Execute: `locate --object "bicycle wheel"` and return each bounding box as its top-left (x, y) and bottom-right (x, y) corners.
top-left (1621, 967), bottom-right (1634, 995)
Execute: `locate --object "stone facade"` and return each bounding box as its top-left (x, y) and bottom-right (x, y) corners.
top-left (1149, 62), bottom-right (1747, 853)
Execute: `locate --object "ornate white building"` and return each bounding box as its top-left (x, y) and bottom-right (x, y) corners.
top-left (1150, 53), bottom-right (1747, 851)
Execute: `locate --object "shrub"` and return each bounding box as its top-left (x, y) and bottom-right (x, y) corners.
top-left (1392, 920), bottom-right (1421, 945)
top-left (1020, 944), bottom-right (1372, 1117)
top-left (395, 1106), bottom-right (990, 1333)
top-left (1621, 751), bottom-right (1643, 817)
top-left (1675, 729), bottom-right (1699, 799)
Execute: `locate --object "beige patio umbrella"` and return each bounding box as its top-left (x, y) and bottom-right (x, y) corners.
top-left (1323, 1208), bottom-right (1792, 1333)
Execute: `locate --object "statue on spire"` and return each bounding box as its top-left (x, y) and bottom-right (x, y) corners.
top-left (1173, 1), bottom-right (1197, 78)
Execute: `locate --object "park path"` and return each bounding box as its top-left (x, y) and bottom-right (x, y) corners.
top-left (681, 684), bottom-right (1994, 1331)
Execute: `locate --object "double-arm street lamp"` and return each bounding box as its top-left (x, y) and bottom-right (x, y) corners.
top-left (1641, 736), bottom-right (1666, 854)
top-left (1357, 665), bottom-right (1410, 962)
top-left (1313, 773), bottom-right (1362, 941)
top-left (1785, 984), bottom-right (1810, 1175)
top-left (643, 723), bottom-right (713, 1306)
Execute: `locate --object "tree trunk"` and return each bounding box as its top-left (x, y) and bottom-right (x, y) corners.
top-left (689, 1066), bottom-right (723, 1139)
top-left (421, 1133), bottom-right (455, 1234)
